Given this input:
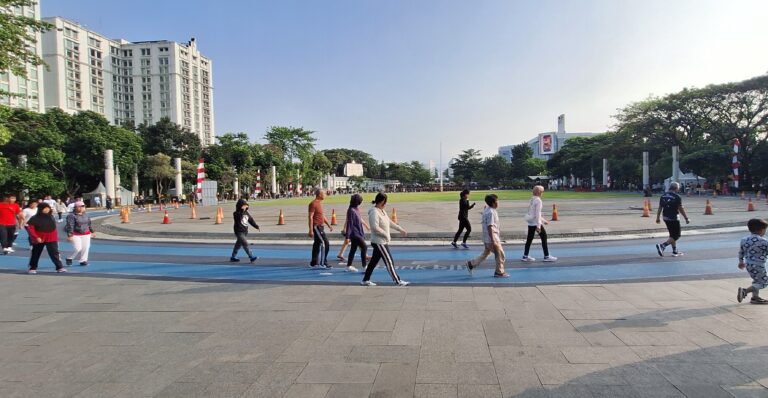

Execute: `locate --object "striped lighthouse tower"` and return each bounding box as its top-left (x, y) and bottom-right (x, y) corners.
top-left (732, 138), bottom-right (740, 189)
top-left (255, 169), bottom-right (261, 197)
top-left (196, 158), bottom-right (205, 202)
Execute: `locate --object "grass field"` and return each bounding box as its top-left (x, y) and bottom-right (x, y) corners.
top-left (249, 190), bottom-right (632, 207)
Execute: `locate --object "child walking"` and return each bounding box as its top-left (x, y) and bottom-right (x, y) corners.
top-left (737, 218), bottom-right (768, 304)
top-left (230, 198), bottom-right (260, 263)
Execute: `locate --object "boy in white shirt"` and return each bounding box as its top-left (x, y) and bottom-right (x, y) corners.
top-left (466, 194), bottom-right (508, 278)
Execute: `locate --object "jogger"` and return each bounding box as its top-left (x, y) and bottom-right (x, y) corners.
top-left (451, 189), bottom-right (475, 249)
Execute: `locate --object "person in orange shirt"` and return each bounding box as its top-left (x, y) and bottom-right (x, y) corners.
top-left (308, 189), bottom-right (333, 268)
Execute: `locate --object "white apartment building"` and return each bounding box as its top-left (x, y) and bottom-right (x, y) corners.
top-left (0, 2), bottom-right (45, 112)
top-left (41, 17), bottom-right (215, 145)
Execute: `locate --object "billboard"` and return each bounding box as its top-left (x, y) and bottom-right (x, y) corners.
top-left (539, 133), bottom-right (555, 155)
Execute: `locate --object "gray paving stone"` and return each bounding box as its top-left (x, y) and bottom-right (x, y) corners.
top-left (414, 383), bottom-right (457, 398)
top-left (347, 345), bottom-right (420, 363)
top-left (482, 319), bottom-right (522, 346)
top-left (282, 383), bottom-right (332, 398)
top-left (370, 362), bottom-right (417, 398)
top-left (326, 383), bottom-right (373, 398)
top-left (296, 362), bottom-right (380, 384)
top-left (241, 362), bottom-right (307, 398)
top-left (457, 383), bottom-right (502, 398)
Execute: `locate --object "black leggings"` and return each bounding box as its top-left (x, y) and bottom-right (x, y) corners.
top-left (363, 243), bottom-right (402, 283)
top-left (232, 231), bottom-right (253, 258)
top-left (29, 242), bottom-right (64, 270)
top-left (524, 225), bottom-right (549, 257)
top-left (347, 236), bottom-right (367, 268)
top-left (311, 225), bottom-right (330, 266)
top-left (453, 218), bottom-right (471, 243)
top-left (0, 225), bottom-right (16, 249)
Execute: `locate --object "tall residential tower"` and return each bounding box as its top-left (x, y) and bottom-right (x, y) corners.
top-left (0, 1), bottom-right (45, 112)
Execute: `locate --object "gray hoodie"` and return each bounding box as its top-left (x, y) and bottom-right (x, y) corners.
top-left (64, 212), bottom-right (93, 236)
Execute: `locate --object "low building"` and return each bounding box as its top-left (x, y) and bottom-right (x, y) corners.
top-left (499, 114), bottom-right (600, 161)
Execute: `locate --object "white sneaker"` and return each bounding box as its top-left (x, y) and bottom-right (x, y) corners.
top-left (521, 256), bottom-right (536, 262)
top-left (2, 248), bottom-right (9, 254)
top-left (27, 270), bottom-right (37, 274)
top-left (672, 252), bottom-right (684, 257)
top-left (361, 280), bottom-right (377, 286)
top-left (543, 256), bottom-right (558, 262)
top-left (6, 248), bottom-right (14, 253)
top-left (345, 266), bottom-right (358, 272)
top-left (397, 280), bottom-right (410, 286)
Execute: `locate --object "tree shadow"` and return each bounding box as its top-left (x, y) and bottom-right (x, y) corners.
top-left (575, 305), bottom-right (741, 333)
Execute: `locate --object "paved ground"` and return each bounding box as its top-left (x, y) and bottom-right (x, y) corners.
top-left (96, 194), bottom-right (768, 241)
top-left (0, 273), bottom-right (765, 398)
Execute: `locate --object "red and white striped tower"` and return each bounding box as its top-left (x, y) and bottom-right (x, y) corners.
top-left (288, 179), bottom-right (293, 195)
top-left (255, 169), bottom-right (261, 196)
top-left (732, 138), bottom-right (740, 189)
top-left (196, 158), bottom-right (205, 201)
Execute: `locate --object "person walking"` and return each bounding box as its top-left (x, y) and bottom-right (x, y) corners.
top-left (64, 201), bottom-right (94, 266)
top-left (308, 189), bottom-right (333, 269)
top-left (54, 198), bottom-right (68, 223)
top-left (522, 185), bottom-right (557, 262)
top-left (466, 194), bottom-right (508, 277)
top-left (230, 198), bottom-right (260, 263)
top-left (737, 218), bottom-right (768, 304)
top-left (0, 194), bottom-right (24, 254)
top-left (655, 182), bottom-right (690, 257)
top-left (43, 195), bottom-right (58, 220)
top-left (451, 189), bottom-right (475, 249)
top-left (361, 193), bottom-right (410, 286)
top-left (26, 203), bottom-right (66, 274)
top-left (22, 200), bottom-right (39, 247)
top-left (105, 196), bottom-right (113, 214)
top-left (93, 195), bottom-right (101, 208)
top-left (343, 194), bottom-right (370, 273)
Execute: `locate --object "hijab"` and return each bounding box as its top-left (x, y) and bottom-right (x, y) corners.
top-left (28, 203), bottom-right (57, 232)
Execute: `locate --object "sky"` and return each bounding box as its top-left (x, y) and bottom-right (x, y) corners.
top-left (42, 0), bottom-right (768, 166)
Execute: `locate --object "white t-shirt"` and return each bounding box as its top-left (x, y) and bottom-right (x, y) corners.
top-left (22, 208), bottom-right (37, 222)
top-left (525, 196), bottom-right (543, 227)
top-left (481, 206), bottom-right (500, 244)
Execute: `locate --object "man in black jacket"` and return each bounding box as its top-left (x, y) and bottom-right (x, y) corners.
top-left (451, 189), bottom-right (475, 249)
top-left (231, 198), bottom-right (260, 263)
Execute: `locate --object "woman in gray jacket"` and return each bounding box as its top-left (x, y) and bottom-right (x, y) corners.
top-left (64, 201), bottom-right (94, 266)
top-left (361, 193), bottom-right (409, 286)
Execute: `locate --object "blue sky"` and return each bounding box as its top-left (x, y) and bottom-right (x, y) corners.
top-left (42, 0), bottom-right (768, 165)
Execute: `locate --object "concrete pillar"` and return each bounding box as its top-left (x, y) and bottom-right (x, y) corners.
top-left (590, 168), bottom-right (595, 189)
top-left (132, 168), bottom-right (139, 198)
top-left (233, 176), bottom-right (239, 199)
top-left (642, 151), bottom-right (649, 189)
top-left (174, 158), bottom-right (182, 199)
top-left (671, 146), bottom-right (680, 183)
top-left (104, 150), bottom-right (115, 204)
top-left (602, 158), bottom-right (609, 187)
top-left (271, 165), bottom-right (277, 195)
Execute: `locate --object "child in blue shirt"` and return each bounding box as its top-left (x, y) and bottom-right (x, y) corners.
top-left (738, 218), bottom-right (768, 304)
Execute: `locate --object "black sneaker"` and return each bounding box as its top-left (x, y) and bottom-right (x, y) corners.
top-left (66, 258), bottom-right (73, 266)
top-left (738, 287), bottom-right (747, 303)
top-left (466, 260), bottom-right (474, 275)
top-left (493, 272), bottom-right (510, 278)
top-left (249, 256), bottom-right (258, 264)
top-left (451, 242), bottom-right (458, 249)
top-left (229, 257), bottom-right (240, 262)
top-left (79, 261), bottom-right (88, 266)
top-left (655, 244), bottom-right (664, 257)
top-left (750, 297), bottom-right (768, 305)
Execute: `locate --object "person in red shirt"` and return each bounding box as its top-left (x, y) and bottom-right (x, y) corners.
top-left (0, 194), bottom-right (24, 254)
top-left (308, 189), bottom-right (333, 268)
top-left (26, 203), bottom-right (66, 274)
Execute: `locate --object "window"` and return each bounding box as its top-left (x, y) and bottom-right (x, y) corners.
top-left (141, 58), bottom-right (151, 66)
top-left (159, 57), bottom-right (169, 65)
top-left (141, 48), bottom-right (151, 56)
top-left (122, 49), bottom-right (132, 57)
top-left (110, 46), bottom-right (120, 55)
top-left (88, 37), bottom-right (101, 48)
top-left (159, 47), bottom-right (169, 52)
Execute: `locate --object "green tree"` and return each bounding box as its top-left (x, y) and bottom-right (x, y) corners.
top-left (264, 126), bottom-right (316, 164)
top-left (137, 117), bottom-right (201, 161)
top-left (450, 149), bottom-right (483, 186)
top-left (0, 0), bottom-right (52, 96)
top-left (144, 153), bottom-right (174, 200)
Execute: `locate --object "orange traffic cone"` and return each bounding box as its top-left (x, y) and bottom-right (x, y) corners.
top-left (147, 203), bottom-right (152, 213)
top-left (121, 207), bottom-right (129, 223)
top-left (215, 207), bottom-right (223, 224)
top-left (748, 198), bottom-right (756, 212)
top-left (331, 209), bottom-right (337, 225)
top-left (162, 210), bottom-right (170, 224)
top-left (641, 201), bottom-right (650, 217)
top-left (190, 206), bottom-right (197, 219)
top-left (391, 208), bottom-right (398, 223)
top-left (551, 203), bottom-right (559, 221)
top-left (277, 209), bottom-right (285, 225)
top-left (704, 200), bottom-right (714, 215)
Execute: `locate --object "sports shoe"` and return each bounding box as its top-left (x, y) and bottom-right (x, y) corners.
top-left (56, 268), bottom-right (67, 273)
top-left (309, 264), bottom-right (318, 269)
top-left (2, 248), bottom-right (8, 255)
top-left (345, 266), bottom-right (358, 272)
top-left (6, 248), bottom-right (14, 253)
top-left (397, 280), bottom-right (410, 286)
top-left (543, 256), bottom-right (558, 262)
top-left (737, 287), bottom-right (747, 303)
top-left (337, 255), bottom-right (346, 262)
top-left (750, 297), bottom-right (768, 305)
top-left (229, 257), bottom-right (240, 262)
top-left (79, 262), bottom-right (88, 266)
top-left (461, 243), bottom-right (470, 249)
top-left (27, 269), bottom-right (37, 274)
top-left (322, 264), bottom-right (333, 269)
top-left (672, 252), bottom-right (684, 257)
top-left (65, 258), bottom-right (73, 266)
top-left (494, 272), bottom-right (510, 278)
top-left (466, 260), bottom-right (474, 275)
top-left (451, 242), bottom-right (458, 249)
top-left (361, 280), bottom-right (377, 286)
top-left (249, 256), bottom-right (258, 264)
top-left (521, 256), bottom-right (535, 262)
top-left (655, 244), bottom-right (664, 257)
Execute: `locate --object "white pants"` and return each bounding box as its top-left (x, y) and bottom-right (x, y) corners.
top-left (69, 234), bottom-right (92, 262)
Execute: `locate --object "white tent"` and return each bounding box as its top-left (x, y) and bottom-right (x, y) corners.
top-left (664, 172), bottom-right (704, 191)
top-left (83, 182), bottom-right (106, 207)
